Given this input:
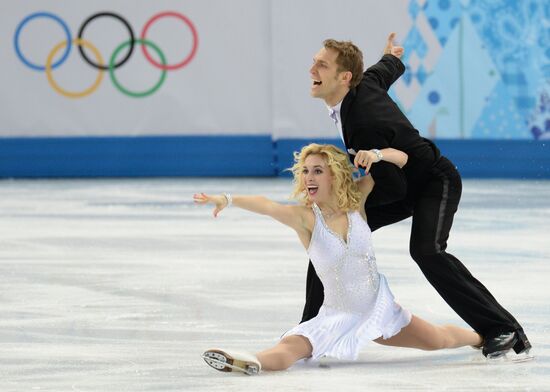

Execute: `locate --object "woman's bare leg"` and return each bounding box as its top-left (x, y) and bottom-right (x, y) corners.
top-left (256, 335), bottom-right (313, 371)
top-left (374, 315), bottom-right (482, 350)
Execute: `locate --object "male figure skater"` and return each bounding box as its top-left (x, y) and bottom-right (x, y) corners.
top-left (304, 33), bottom-right (530, 358)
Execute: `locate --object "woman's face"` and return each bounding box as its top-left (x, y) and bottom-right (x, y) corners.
top-left (302, 154), bottom-right (334, 203)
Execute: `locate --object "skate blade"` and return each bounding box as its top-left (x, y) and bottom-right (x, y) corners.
top-left (510, 350), bottom-right (535, 363)
top-left (202, 350), bottom-right (259, 376)
top-left (487, 350), bottom-right (535, 363)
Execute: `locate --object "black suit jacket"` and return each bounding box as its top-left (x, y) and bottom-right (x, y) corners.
top-left (341, 54), bottom-right (441, 206)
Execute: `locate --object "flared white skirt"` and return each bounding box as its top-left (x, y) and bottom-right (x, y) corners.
top-left (282, 274), bottom-right (411, 360)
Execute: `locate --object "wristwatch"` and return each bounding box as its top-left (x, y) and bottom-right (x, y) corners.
top-left (370, 148), bottom-right (383, 162)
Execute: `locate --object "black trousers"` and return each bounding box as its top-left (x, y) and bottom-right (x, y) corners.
top-left (301, 156), bottom-right (522, 338)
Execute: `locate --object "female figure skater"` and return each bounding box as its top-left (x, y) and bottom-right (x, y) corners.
top-left (194, 144), bottom-right (482, 375)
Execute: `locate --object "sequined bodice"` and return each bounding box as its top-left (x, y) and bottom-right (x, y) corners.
top-left (308, 203), bottom-right (380, 314)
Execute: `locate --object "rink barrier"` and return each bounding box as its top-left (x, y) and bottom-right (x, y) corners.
top-left (0, 135), bottom-right (276, 177)
top-left (0, 136), bottom-right (548, 178)
top-left (274, 138), bottom-right (550, 179)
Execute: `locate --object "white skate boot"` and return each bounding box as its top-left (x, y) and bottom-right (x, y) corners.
top-left (202, 349), bottom-right (261, 375)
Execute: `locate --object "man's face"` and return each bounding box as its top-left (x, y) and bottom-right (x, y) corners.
top-left (309, 47), bottom-right (349, 103)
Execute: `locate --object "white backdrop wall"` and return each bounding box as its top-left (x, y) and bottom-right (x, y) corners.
top-left (4, 0), bottom-right (548, 141)
top-left (0, 0), bottom-right (409, 138)
top-left (1, 0), bottom-right (271, 136)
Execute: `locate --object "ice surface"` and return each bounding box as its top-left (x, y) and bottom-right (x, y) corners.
top-left (0, 178), bottom-right (549, 391)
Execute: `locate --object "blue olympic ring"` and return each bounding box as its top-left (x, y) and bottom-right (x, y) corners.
top-left (14, 11), bottom-right (73, 71)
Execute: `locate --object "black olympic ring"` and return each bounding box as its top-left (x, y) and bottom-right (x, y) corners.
top-left (77, 12), bottom-right (135, 71)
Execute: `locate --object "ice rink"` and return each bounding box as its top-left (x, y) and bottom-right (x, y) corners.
top-left (0, 178), bottom-right (549, 391)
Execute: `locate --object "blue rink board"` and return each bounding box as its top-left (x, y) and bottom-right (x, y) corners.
top-left (0, 135), bottom-right (548, 179)
top-left (0, 135), bottom-right (277, 178)
top-left (275, 138), bottom-right (550, 179)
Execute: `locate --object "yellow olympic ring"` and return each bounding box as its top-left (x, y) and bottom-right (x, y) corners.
top-left (45, 38), bottom-right (104, 98)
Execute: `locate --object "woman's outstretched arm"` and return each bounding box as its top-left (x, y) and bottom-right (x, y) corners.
top-left (193, 193), bottom-right (305, 232)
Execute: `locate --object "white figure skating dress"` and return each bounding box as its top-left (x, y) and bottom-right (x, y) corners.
top-left (283, 203), bottom-right (411, 360)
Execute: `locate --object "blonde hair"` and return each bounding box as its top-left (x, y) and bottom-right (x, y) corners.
top-left (323, 39), bottom-right (364, 89)
top-left (290, 143), bottom-right (362, 211)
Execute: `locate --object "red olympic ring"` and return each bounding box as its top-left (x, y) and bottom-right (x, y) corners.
top-left (140, 11), bottom-right (199, 71)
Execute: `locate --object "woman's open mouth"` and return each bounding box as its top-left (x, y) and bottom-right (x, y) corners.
top-left (307, 186), bottom-right (318, 195)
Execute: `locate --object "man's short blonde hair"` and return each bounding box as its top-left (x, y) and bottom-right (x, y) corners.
top-left (323, 39), bottom-right (364, 89)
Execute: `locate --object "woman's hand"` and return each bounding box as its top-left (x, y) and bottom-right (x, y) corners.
top-left (353, 150), bottom-right (380, 173)
top-left (193, 193), bottom-right (228, 217)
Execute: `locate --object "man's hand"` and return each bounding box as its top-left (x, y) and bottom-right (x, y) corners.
top-left (353, 150), bottom-right (381, 173)
top-left (383, 32), bottom-right (404, 59)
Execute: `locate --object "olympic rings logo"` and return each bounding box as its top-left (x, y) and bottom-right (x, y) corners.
top-left (13, 11), bottom-right (199, 98)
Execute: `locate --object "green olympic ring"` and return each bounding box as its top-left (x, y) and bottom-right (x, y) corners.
top-left (109, 39), bottom-right (167, 98)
